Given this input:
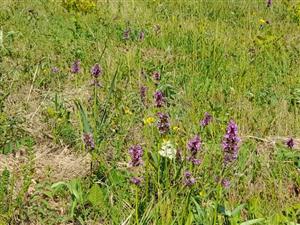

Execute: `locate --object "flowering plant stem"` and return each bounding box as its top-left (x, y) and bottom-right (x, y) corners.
top-left (135, 186), bottom-right (140, 225)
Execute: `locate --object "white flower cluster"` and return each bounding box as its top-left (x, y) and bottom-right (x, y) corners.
top-left (159, 140), bottom-right (176, 160)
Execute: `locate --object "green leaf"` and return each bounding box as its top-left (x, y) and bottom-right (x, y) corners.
top-left (230, 203), bottom-right (246, 216)
top-left (51, 181), bottom-right (67, 190)
top-left (240, 218), bottom-right (265, 225)
top-left (75, 100), bottom-right (91, 133)
top-left (184, 211), bottom-right (194, 225)
top-left (87, 184), bottom-right (104, 208)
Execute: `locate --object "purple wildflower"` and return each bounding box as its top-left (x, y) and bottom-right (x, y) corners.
top-left (187, 135), bottom-right (202, 165)
top-left (91, 63), bottom-right (102, 78)
top-left (129, 145), bottom-right (143, 167)
top-left (130, 177), bottom-right (142, 186)
top-left (123, 28), bottom-right (130, 40)
top-left (139, 31), bottom-right (145, 41)
top-left (157, 112), bottom-right (170, 134)
top-left (266, 0), bottom-right (272, 7)
top-left (70, 60), bottom-right (80, 74)
top-left (153, 71), bottom-right (161, 81)
top-left (51, 67), bottom-right (59, 73)
top-left (200, 112), bottom-right (212, 127)
top-left (184, 171), bottom-right (196, 187)
top-left (82, 132), bottom-right (95, 150)
top-left (287, 138), bottom-right (294, 149)
top-left (187, 135), bottom-right (201, 152)
top-left (140, 85), bottom-right (147, 105)
top-left (154, 90), bottom-right (165, 107)
top-left (221, 178), bottom-right (230, 189)
top-left (222, 120), bottom-right (240, 164)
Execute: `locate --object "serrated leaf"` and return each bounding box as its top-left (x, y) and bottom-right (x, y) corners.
top-left (88, 184), bottom-right (104, 208)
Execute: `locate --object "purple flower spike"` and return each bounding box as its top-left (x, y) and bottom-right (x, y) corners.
top-left (187, 135), bottom-right (201, 153)
top-left (130, 177), bottom-right (142, 186)
top-left (222, 120), bottom-right (240, 165)
top-left (70, 60), bottom-right (80, 74)
top-left (51, 67), bottom-right (59, 73)
top-left (287, 138), bottom-right (294, 149)
top-left (140, 85), bottom-right (147, 105)
top-left (187, 135), bottom-right (202, 165)
top-left (266, 0), bottom-right (272, 7)
top-left (184, 171), bottom-right (196, 187)
top-left (91, 63), bottom-right (102, 78)
top-left (153, 71), bottom-right (161, 81)
top-left (154, 90), bottom-right (165, 107)
top-left (200, 112), bottom-right (212, 127)
top-left (129, 145), bottom-right (143, 167)
top-left (190, 158), bottom-right (201, 165)
top-left (157, 112), bottom-right (170, 134)
top-left (221, 178), bottom-right (230, 189)
top-left (82, 132), bottom-right (95, 150)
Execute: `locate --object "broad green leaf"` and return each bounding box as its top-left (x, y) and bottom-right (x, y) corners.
top-left (184, 211), bottom-right (194, 225)
top-left (51, 181), bottom-right (67, 190)
top-left (87, 184), bottom-right (104, 208)
top-left (240, 218), bottom-right (265, 225)
top-left (231, 203), bottom-right (246, 216)
top-left (75, 100), bottom-right (91, 133)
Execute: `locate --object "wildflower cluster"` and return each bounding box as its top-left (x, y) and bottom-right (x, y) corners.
top-left (82, 132), bottom-right (95, 150)
top-left (128, 145), bottom-right (144, 186)
top-left (157, 113), bottom-right (170, 135)
top-left (222, 120), bottom-right (240, 164)
top-left (154, 90), bottom-right (165, 107)
top-left (200, 112), bottom-right (212, 128)
top-left (187, 135), bottom-right (202, 165)
top-left (184, 171), bottom-right (196, 187)
top-left (70, 60), bottom-right (81, 74)
top-left (90, 63), bottom-right (102, 87)
top-left (140, 85), bottom-right (147, 105)
top-left (129, 145), bottom-right (143, 167)
top-left (159, 140), bottom-right (176, 160)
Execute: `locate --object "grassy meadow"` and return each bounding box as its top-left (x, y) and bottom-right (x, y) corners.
top-left (0, 0), bottom-right (300, 224)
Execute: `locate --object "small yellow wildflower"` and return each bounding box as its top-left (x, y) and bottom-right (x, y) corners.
top-left (143, 117), bottom-right (155, 125)
top-left (259, 19), bottom-right (266, 24)
top-left (199, 190), bottom-right (206, 197)
top-left (162, 138), bottom-right (169, 143)
top-left (124, 107), bottom-right (133, 115)
top-left (172, 126), bottom-right (181, 132)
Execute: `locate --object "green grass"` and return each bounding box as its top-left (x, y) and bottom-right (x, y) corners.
top-left (0, 0), bottom-right (300, 224)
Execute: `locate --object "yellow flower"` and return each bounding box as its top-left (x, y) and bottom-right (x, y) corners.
top-left (259, 19), bottom-right (266, 24)
top-left (172, 126), bottom-right (181, 132)
top-left (143, 117), bottom-right (155, 125)
top-left (199, 190), bottom-right (206, 197)
top-left (124, 107), bottom-right (133, 115)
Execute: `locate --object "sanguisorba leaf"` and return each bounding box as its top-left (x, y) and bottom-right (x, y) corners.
top-left (88, 184), bottom-right (105, 208)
